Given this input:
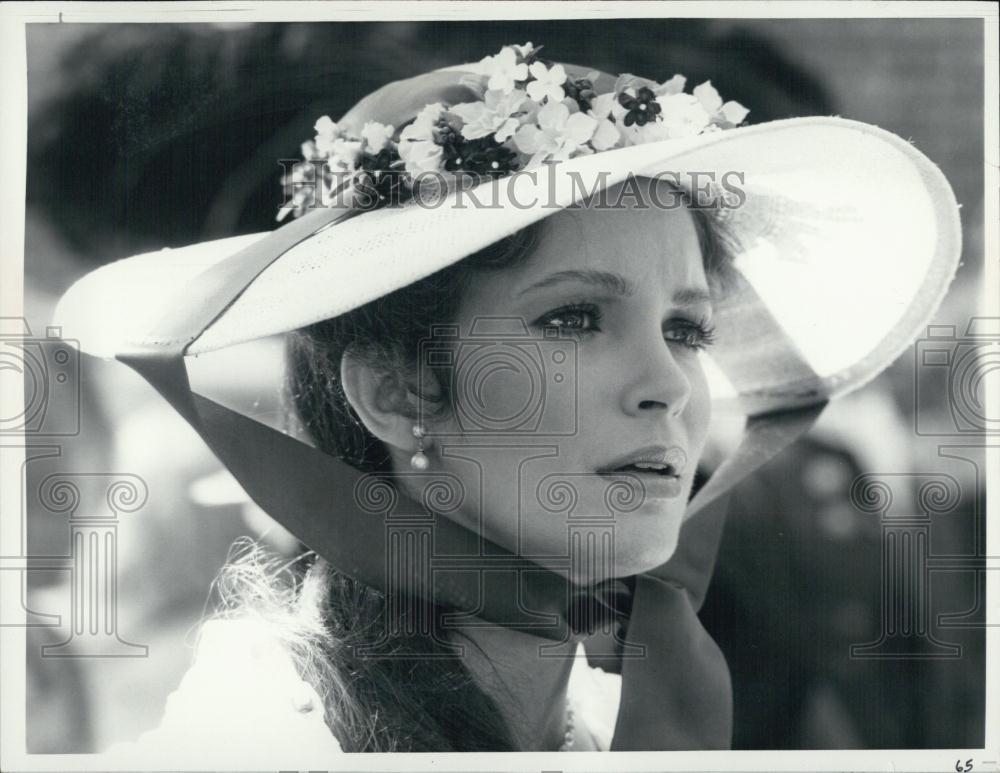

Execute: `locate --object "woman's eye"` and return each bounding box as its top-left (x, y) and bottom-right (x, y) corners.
top-left (665, 318), bottom-right (717, 351)
top-left (534, 304), bottom-right (603, 334)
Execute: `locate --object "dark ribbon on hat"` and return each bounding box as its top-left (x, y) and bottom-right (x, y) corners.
top-left (117, 180), bottom-right (826, 753)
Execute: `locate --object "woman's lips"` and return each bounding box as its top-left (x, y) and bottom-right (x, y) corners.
top-left (596, 469), bottom-right (684, 500)
top-left (595, 446), bottom-right (689, 501)
top-left (597, 445), bottom-right (688, 475)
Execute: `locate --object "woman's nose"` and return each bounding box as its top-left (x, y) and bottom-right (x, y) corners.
top-left (619, 338), bottom-right (692, 418)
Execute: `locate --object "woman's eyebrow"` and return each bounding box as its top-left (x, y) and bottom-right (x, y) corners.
top-left (516, 270), bottom-right (713, 307)
top-left (517, 269), bottom-right (636, 298)
top-left (671, 287), bottom-right (714, 307)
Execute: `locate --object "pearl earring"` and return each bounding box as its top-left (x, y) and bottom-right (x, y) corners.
top-left (410, 424), bottom-right (429, 470)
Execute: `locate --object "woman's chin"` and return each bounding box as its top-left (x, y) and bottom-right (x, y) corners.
top-left (560, 502), bottom-right (686, 580)
top-left (611, 519), bottom-right (683, 576)
top-left (616, 544), bottom-right (681, 577)
top-left (566, 541), bottom-right (681, 585)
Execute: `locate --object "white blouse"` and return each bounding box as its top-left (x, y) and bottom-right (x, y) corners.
top-left (102, 617), bottom-right (622, 765)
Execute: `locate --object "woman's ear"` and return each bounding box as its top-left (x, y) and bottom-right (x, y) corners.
top-left (339, 351), bottom-right (419, 454)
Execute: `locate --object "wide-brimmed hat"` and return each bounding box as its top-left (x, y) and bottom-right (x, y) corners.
top-left (55, 53), bottom-right (960, 420)
top-left (51, 44), bottom-right (962, 752)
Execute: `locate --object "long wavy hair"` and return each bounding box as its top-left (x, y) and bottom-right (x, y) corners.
top-left (212, 194), bottom-right (736, 752)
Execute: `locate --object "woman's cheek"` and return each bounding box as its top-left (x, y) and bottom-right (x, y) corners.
top-left (684, 356), bottom-right (712, 451)
top-left (450, 346), bottom-right (582, 437)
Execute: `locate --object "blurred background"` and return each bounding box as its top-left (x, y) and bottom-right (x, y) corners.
top-left (19, 19), bottom-right (987, 752)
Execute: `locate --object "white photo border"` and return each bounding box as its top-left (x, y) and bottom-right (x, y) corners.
top-left (1, 2), bottom-right (997, 772)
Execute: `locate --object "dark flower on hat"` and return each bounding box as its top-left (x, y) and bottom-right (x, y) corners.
top-left (437, 121), bottom-right (467, 172)
top-left (462, 139), bottom-right (520, 177)
top-left (564, 77), bottom-right (598, 113)
top-left (355, 147), bottom-right (408, 208)
top-left (618, 86), bottom-right (662, 127)
top-left (442, 135), bottom-right (519, 178)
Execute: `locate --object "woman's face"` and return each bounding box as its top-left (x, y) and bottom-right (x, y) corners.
top-left (417, 180), bottom-right (714, 582)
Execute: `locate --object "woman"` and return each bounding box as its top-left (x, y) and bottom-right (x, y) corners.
top-left (55, 42), bottom-right (961, 761)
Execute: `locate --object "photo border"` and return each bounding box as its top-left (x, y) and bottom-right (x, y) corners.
top-left (1, 2), bottom-right (997, 771)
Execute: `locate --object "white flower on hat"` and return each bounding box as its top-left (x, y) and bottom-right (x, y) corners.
top-left (657, 92), bottom-right (713, 139)
top-left (361, 121), bottom-right (394, 154)
top-left (655, 74), bottom-right (687, 97)
top-left (451, 89), bottom-right (527, 142)
top-left (526, 62), bottom-right (567, 103)
top-left (276, 159), bottom-right (322, 221)
top-left (478, 46), bottom-right (529, 94)
top-left (514, 100), bottom-right (597, 166)
top-left (589, 92), bottom-right (615, 120)
top-left (399, 103), bottom-right (446, 143)
top-left (313, 116), bottom-right (342, 157)
top-left (590, 116), bottom-right (621, 151)
top-left (398, 139), bottom-right (444, 177)
top-left (693, 81), bottom-right (750, 127)
top-left (327, 137), bottom-right (362, 172)
top-left (300, 139), bottom-right (319, 161)
top-left (397, 103), bottom-right (447, 177)
top-left (587, 93), bottom-right (622, 151)
top-left (512, 41), bottom-right (535, 58)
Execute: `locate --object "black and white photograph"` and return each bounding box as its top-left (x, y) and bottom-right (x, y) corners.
top-left (1, 3), bottom-right (997, 770)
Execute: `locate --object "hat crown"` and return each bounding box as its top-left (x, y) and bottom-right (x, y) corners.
top-left (337, 62), bottom-right (619, 135)
top-left (280, 46), bottom-right (752, 223)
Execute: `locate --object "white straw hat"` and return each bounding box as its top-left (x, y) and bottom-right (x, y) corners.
top-left (54, 57), bottom-right (960, 418)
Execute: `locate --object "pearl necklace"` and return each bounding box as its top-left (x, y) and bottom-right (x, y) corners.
top-left (559, 698), bottom-right (575, 751)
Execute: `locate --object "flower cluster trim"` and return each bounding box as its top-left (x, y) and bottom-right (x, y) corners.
top-left (279, 42), bottom-right (749, 220)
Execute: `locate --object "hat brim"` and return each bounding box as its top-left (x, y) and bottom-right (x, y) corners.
top-left (54, 116), bottom-right (960, 416)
